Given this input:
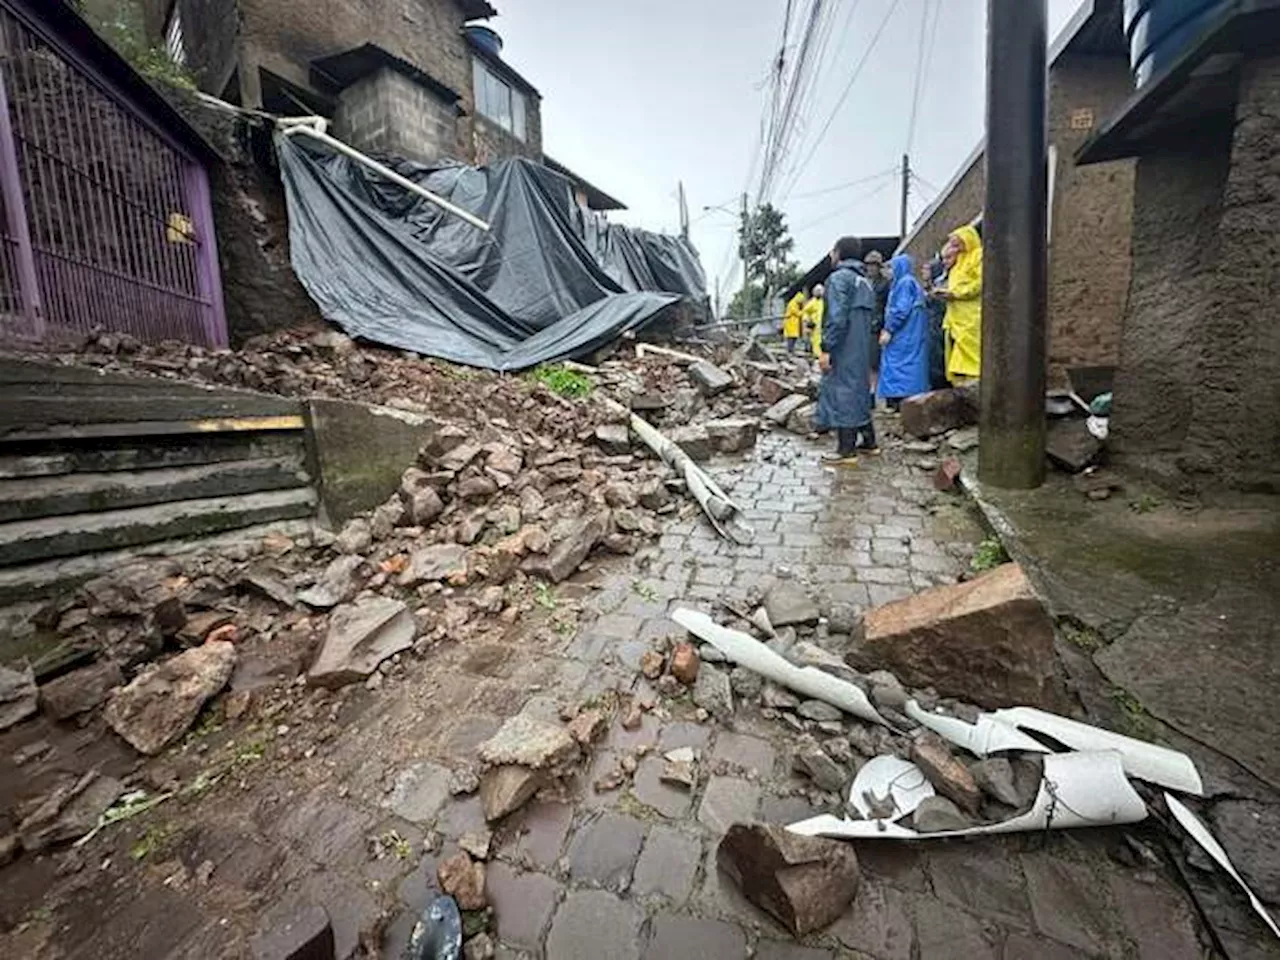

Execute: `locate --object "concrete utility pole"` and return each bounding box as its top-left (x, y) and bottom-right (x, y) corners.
top-left (978, 0), bottom-right (1048, 490)
top-left (740, 192), bottom-right (750, 297)
top-left (678, 181), bottom-right (689, 240)
top-left (899, 153), bottom-right (910, 239)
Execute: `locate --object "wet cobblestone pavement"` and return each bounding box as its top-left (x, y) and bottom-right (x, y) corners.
top-left (1, 429), bottom-right (1219, 959)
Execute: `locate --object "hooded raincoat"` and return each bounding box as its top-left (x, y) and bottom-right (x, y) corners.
top-left (877, 254), bottom-right (930, 400)
top-left (816, 259), bottom-right (875, 430)
top-left (783, 292), bottom-right (805, 339)
top-left (943, 225), bottom-right (983, 382)
top-left (803, 294), bottom-right (824, 356)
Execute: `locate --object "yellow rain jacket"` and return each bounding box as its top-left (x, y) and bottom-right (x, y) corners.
top-left (944, 224), bottom-right (983, 382)
top-left (783, 292), bottom-right (805, 339)
top-left (803, 295), bottom-right (824, 356)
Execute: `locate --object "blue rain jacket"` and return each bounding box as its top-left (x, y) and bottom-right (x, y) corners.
top-left (877, 254), bottom-right (931, 400)
top-left (816, 259), bottom-right (874, 429)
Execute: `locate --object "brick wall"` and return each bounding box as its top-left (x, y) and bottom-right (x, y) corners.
top-left (334, 68), bottom-right (462, 164)
top-left (1112, 58), bottom-right (1280, 493)
top-left (473, 108), bottom-right (542, 165)
top-left (901, 149), bottom-right (985, 266)
top-left (1045, 54), bottom-right (1137, 384)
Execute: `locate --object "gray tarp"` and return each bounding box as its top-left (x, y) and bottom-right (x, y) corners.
top-left (277, 134), bottom-right (706, 371)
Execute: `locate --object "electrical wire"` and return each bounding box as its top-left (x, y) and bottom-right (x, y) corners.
top-left (904, 0), bottom-right (933, 158)
top-left (793, 177), bottom-right (894, 232)
top-left (789, 165), bottom-right (898, 201)
top-left (780, 0), bottom-right (904, 200)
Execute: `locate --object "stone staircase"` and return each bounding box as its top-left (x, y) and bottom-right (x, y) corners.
top-left (0, 358), bottom-right (317, 607)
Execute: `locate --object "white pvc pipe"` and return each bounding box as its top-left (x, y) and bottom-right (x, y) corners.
top-left (280, 121), bottom-right (491, 232)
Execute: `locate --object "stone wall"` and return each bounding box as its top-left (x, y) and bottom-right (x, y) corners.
top-left (1111, 60), bottom-right (1280, 493)
top-left (161, 88), bottom-right (324, 345)
top-left (473, 109), bottom-right (542, 165)
top-left (333, 68), bottom-right (462, 164)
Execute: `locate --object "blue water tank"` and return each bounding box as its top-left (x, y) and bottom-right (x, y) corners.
top-left (465, 25), bottom-right (503, 57)
top-left (1124, 0), bottom-right (1232, 85)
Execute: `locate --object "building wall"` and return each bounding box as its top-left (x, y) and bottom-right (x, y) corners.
top-left (473, 108), bottom-right (542, 165)
top-left (333, 68), bottom-right (462, 164)
top-left (1045, 54), bottom-right (1137, 384)
top-left (1113, 57), bottom-right (1280, 493)
top-left (169, 0), bottom-right (241, 97)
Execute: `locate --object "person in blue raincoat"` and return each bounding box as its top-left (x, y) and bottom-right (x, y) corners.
top-left (816, 236), bottom-right (877, 465)
top-left (877, 253), bottom-right (931, 410)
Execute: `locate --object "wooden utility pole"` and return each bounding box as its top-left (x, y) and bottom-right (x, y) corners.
top-left (899, 153), bottom-right (910, 239)
top-left (978, 0), bottom-right (1048, 489)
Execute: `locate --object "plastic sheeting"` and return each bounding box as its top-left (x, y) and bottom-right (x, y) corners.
top-left (277, 133), bottom-right (706, 371)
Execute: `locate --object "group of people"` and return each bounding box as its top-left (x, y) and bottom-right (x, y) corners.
top-left (786, 225), bottom-right (984, 465)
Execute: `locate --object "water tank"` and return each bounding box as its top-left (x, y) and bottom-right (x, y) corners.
top-left (465, 25), bottom-right (503, 57)
top-left (1124, 0), bottom-right (1232, 86)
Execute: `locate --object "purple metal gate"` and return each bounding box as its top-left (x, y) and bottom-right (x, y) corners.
top-left (0, 0), bottom-right (226, 348)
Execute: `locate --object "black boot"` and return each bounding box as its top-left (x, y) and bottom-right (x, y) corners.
top-left (822, 428), bottom-right (860, 465)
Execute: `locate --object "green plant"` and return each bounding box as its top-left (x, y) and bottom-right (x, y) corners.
top-left (130, 824), bottom-right (175, 861)
top-left (75, 0), bottom-right (196, 90)
top-left (970, 537), bottom-right (1009, 573)
top-left (631, 580), bottom-right (659, 602)
top-left (533, 582), bottom-right (558, 611)
top-left (1128, 494), bottom-right (1162, 515)
top-left (529, 364), bottom-right (593, 399)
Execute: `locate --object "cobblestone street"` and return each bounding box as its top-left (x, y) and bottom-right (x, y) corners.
top-left (0, 430), bottom-right (1215, 959)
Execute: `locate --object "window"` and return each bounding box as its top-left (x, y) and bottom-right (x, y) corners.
top-left (165, 7), bottom-right (187, 66)
top-left (473, 58), bottom-right (526, 142)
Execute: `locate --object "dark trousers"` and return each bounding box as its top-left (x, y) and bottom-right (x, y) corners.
top-left (836, 421), bottom-right (877, 455)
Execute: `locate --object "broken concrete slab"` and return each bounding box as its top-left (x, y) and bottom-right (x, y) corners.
top-left (297, 555), bottom-right (365, 609)
top-left (477, 715), bottom-right (579, 772)
top-left (785, 402), bottom-right (817, 436)
top-left (1045, 419), bottom-right (1102, 473)
top-left (689, 360), bottom-right (734, 397)
top-left (480, 765), bottom-right (544, 822)
top-left (716, 823), bottom-right (861, 936)
top-left (763, 394), bottom-right (810, 426)
top-left (39, 660), bottom-right (123, 720)
top-left (0, 664), bottom-right (38, 732)
top-left (667, 425), bottom-right (712, 462)
top-left (764, 582), bottom-right (820, 627)
top-left (692, 664), bottom-right (733, 719)
top-left (522, 512), bottom-right (608, 583)
top-left (705, 418), bottom-right (759, 454)
top-left (398, 544), bottom-right (468, 588)
top-left (103, 641), bottom-right (237, 754)
top-left (861, 563), bottom-right (1062, 710)
top-left (595, 423), bottom-right (632, 456)
top-left (308, 598), bottom-right (415, 689)
top-left (900, 384), bottom-right (979, 439)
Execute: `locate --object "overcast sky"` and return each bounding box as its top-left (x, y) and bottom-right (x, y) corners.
top-left (493, 0), bottom-right (1081, 298)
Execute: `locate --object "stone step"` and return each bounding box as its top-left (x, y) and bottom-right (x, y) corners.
top-left (0, 488), bottom-right (317, 568)
top-left (0, 430), bottom-right (305, 479)
top-left (0, 457), bottom-right (311, 524)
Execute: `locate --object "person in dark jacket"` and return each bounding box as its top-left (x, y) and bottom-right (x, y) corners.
top-left (864, 249), bottom-right (891, 402)
top-left (816, 236), bottom-right (877, 465)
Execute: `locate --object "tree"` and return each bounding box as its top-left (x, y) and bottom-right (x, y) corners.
top-left (727, 282), bottom-right (765, 320)
top-left (74, 0), bottom-right (195, 90)
top-left (738, 203), bottom-right (801, 296)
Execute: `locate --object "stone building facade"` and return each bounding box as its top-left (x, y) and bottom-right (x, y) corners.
top-left (146, 0), bottom-right (543, 166)
top-left (899, 2), bottom-right (1135, 387)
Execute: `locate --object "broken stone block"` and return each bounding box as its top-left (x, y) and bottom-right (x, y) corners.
top-left (438, 442), bottom-right (484, 473)
top-left (248, 901), bottom-right (334, 960)
top-left (464, 933), bottom-right (495, 960)
top-left (912, 795), bottom-right (974, 833)
top-left (670, 643), bottom-right (700, 685)
top-left (797, 699), bottom-right (841, 723)
top-left (370, 496), bottom-right (406, 538)
top-left (240, 568), bottom-right (298, 607)
top-left (595, 423), bottom-right (631, 455)
top-left (334, 517), bottom-right (372, 555)
top-left (19, 771), bottom-right (124, 852)
top-left (969, 757), bottom-right (1022, 808)
top-left (785, 402), bottom-right (817, 436)
top-left (764, 582), bottom-right (820, 627)
top-left (730, 666), bottom-right (763, 700)
top-left (639, 651), bottom-right (665, 680)
top-left (1045, 419), bottom-right (1102, 473)
top-left (762, 394), bottom-right (810, 426)
top-left (307, 598), bottom-right (415, 689)
top-left (0, 664), bottom-right (38, 732)
top-left (762, 683), bottom-right (800, 710)
top-left (716, 823), bottom-right (861, 936)
top-left (690, 360), bottom-right (734, 397)
top-left (480, 764), bottom-right (543, 821)
top-left (705, 418), bottom-right (759, 454)
top-left (900, 384), bottom-right (979, 439)
top-left (103, 641), bottom-right (236, 755)
top-left (39, 661), bottom-right (124, 720)
top-left (933, 457), bottom-right (963, 491)
top-left (757, 377), bottom-right (788, 405)
top-left (478, 715), bottom-right (579, 772)
top-left (630, 392), bottom-right (670, 412)
top-left (861, 563), bottom-right (1062, 710)
top-left (793, 739), bottom-right (847, 793)
top-left (601, 481), bottom-right (637, 508)
top-left (457, 475), bottom-right (499, 500)
top-left (668, 425), bottom-right (712, 462)
top-left (867, 670), bottom-right (908, 713)
top-left (692, 664), bottom-right (733, 719)
top-left (400, 468), bottom-right (446, 525)
top-left (297, 555), bottom-right (365, 609)
top-left (567, 708), bottom-right (607, 745)
top-left (398, 544), bottom-right (469, 588)
top-left (911, 732), bottom-right (981, 814)
top-left (438, 850), bottom-right (487, 910)
top-left (637, 479), bottom-right (672, 511)
top-left (522, 512), bottom-right (608, 583)
top-left (661, 747), bottom-right (697, 789)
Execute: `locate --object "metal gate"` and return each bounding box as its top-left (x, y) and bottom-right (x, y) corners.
top-left (0, 0), bottom-right (226, 347)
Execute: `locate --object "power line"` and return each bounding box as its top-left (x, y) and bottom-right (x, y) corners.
top-left (794, 177), bottom-right (895, 232)
top-left (904, 0), bottom-right (932, 157)
top-left (790, 165), bottom-right (898, 200)
top-left (782, 0), bottom-right (904, 198)
top-left (910, 169), bottom-right (940, 194)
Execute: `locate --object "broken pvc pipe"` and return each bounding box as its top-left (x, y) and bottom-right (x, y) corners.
top-left (905, 700), bottom-right (1050, 757)
top-left (848, 755), bottom-right (935, 821)
top-left (670, 608), bottom-right (885, 725)
top-left (788, 750), bottom-right (1148, 841)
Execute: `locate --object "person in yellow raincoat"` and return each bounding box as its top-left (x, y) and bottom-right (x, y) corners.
top-left (805, 283), bottom-right (825, 357)
top-left (783, 290), bottom-right (806, 352)
top-left (938, 224), bottom-right (983, 382)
